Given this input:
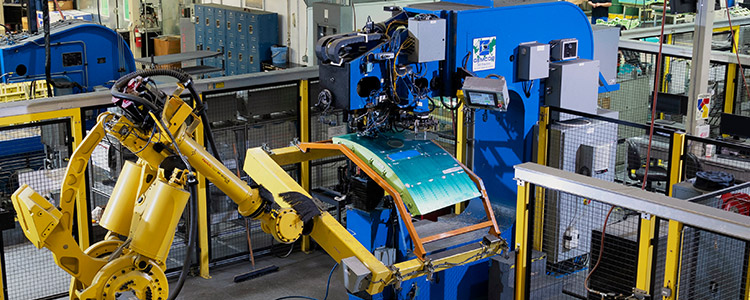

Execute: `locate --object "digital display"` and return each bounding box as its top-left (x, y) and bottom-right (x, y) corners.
top-left (468, 92), bottom-right (495, 106)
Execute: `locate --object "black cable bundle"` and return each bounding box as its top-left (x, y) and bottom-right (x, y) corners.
top-left (43, 0), bottom-right (51, 96)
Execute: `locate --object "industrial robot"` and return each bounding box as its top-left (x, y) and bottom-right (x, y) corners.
top-left (11, 66), bottom-right (506, 299)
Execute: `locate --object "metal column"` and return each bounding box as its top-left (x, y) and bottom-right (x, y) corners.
top-left (685, 0), bottom-right (714, 135)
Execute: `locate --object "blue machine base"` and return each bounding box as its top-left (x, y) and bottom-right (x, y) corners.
top-left (346, 206), bottom-right (501, 300)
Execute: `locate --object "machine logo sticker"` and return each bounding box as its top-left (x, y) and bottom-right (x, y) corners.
top-left (696, 93), bottom-right (711, 120)
top-left (472, 36), bottom-right (496, 71)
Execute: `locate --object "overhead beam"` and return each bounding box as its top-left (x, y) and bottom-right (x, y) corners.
top-left (621, 15), bottom-right (750, 39)
top-left (618, 39), bottom-right (750, 65)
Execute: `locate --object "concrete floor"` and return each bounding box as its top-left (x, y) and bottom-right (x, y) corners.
top-left (176, 249), bottom-right (348, 300)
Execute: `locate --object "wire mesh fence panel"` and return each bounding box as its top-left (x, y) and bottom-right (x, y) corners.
top-left (531, 189), bottom-right (643, 299)
top-left (307, 80), bottom-right (350, 222)
top-left (1, 120), bottom-right (72, 299)
top-left (207, 125), bottom-right (276, 262)
top-left (736, 68), bottom-right (750, 116)
top-left (431, 99), bottom-right (458, 156)
top-left (671, 31), bottom-right (734, 50)
top-left (310, 80), bottom-right (346, 187)
top-left (85, 107), bottom-right (133, 244)
top-left (651, 217), bottom-right (670, 299)
top-left (680, 138), bottom-right (750, 188)
top-left (671, 165), bottom-right (750, 299)
top-left (606, 50), bottom-right (656, 124)
top-left (547, 109), bottom-right (674, 195)
top-left (205, 83), bottom-right (300, 262)
top-left (677, 226), bottom-right (749, 300)
top-left (607, 45), bottom-right (729, 131)
top-left (309, 106), bottom-right (346, 191)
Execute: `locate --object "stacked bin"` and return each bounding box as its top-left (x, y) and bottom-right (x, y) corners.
top-left (194, 4), bottom-right (278, 76)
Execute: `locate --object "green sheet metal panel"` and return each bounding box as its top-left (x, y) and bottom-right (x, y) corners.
top-left (333, 133), bottom-right (481, 215)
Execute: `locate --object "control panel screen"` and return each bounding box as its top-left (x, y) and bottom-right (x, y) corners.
top-left (467, 92), bottom-right (496, 107)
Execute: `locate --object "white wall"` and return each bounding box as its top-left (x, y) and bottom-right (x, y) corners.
top-left (264, 0), bottom-right (309, 65)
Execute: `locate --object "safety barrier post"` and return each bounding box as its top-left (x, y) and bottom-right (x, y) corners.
top-left (725, 28), bottom-right (740, 116)
top-left (195, 115), bottom-right (211, 278)
top-left (660, 34), bottom-right (673, 94)
top-left (662, 132), bottom-right (685, 299)
top-left (636, 216), bottom-right (656, 294)
top-left (299, 80), bottom-right (313, 253)
top-left (515, 180), bottom-right (531, 300)
top-left (533, 107), bottom-right (549, 251)
top-left (455, 96), bottom-right (467, 214)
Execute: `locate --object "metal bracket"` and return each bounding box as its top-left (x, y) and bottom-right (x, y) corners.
top-left (632, 288), bottom-right (650, 300)
top-left (290, 138), bottom-right (306, 153)
top-left (357, 32), bottom-right (370, 43)
top-left (261, 143), bottom-right (274, 155)
top-left (641, 213), bottom-right (652, 220)
top-left (390, 265), bottom-right (403, 292)
top-left (661, 286), bottom-right (673, 297)
top-left (424, 260), bottom-right (436, 282)
top-left (515, 179), bottom-right (526, 186)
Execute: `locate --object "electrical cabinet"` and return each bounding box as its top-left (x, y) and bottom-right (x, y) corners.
top-left (407, 17), bottom-right (446, 63)
top-left (547, 59), bottom-right (600, 118)
top-left (544, 117), bottom-right (618, 263)
top-left (517, 42), bottom-right (549, 81)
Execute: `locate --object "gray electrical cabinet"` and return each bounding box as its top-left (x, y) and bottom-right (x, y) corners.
top-left (547, 59), bottom-right (600, 118)
top-left (313, 2), bottom-right (353, 45)
top-left (544, 116), bottom-right (618, 263)
top-left (179, 18), bottom-right (196, 68)
top-left (489, 251), bottom-right (562, 300)
top-left (517, 42), bottom-right (549, 81)
top-left (592, 25), bottom-right (620, 86)
top-left (407, 17), bottom-right (446, 63)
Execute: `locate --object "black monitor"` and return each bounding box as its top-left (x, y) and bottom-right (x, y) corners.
top-left (720, 113), bottom-right (750, 139)
top-left (651, 92), bottom-right (688, 116)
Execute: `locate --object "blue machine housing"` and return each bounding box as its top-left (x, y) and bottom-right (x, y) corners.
top-left (319, 2), bottom-right (598, 299)
top-left (407, 1), bottom-right (595, 232)
top-left (0, 20), bottom-right (135, 92)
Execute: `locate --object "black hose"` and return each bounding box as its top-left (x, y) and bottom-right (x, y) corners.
top-left (112, 69), bottom-right (191, 91)
top-left (110, 68), bottom-right (193, 113)
top-left (43, 0), bottom-right (52, 96)
top-left (167, 181), bottom-right (198, 300)
top-left (185, 82), bottom-right (222, 162)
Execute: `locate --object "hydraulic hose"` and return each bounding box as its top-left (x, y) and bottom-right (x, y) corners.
top-left (43, 0), bottom-right (52, 96)
top-left (167, 181), bottom-right (198, 300)
top-left (185, 82), bottom-right (222, 162)
top-left (110, 69), bottom-right (193, 118)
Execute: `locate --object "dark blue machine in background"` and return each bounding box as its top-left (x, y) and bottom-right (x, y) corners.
top-left (0, 20), bottom-right (135, 93)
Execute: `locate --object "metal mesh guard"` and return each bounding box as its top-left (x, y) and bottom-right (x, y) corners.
top-left (332, 133), bottom-right (481, 215)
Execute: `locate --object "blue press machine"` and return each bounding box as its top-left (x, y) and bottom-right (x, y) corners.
top-left (316, 1), bottom-right (605, 299)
